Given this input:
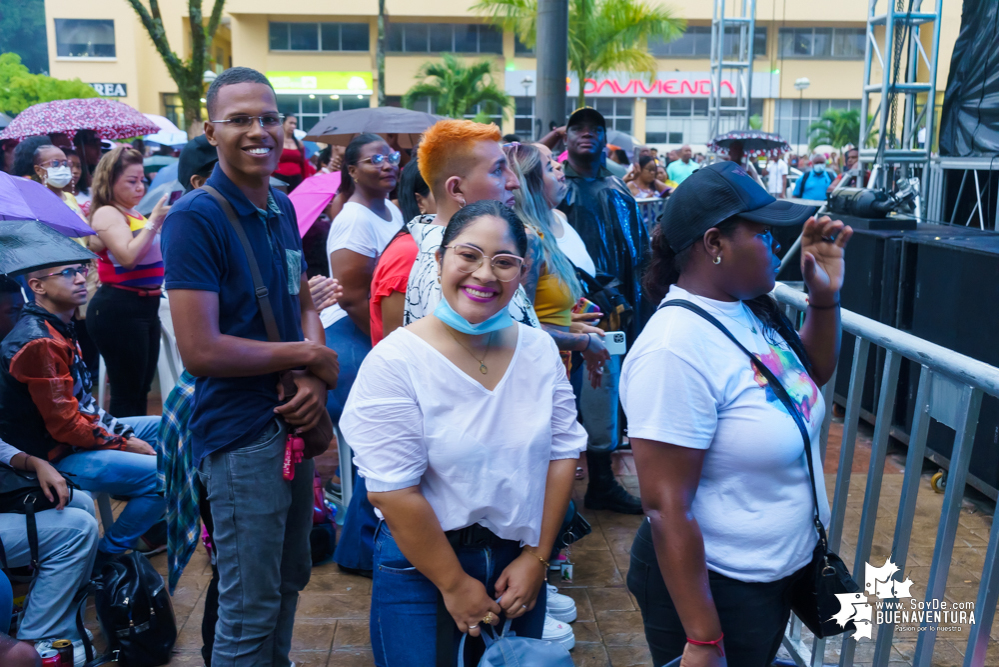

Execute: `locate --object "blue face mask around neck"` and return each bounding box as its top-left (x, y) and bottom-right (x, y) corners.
top-left (434, 295), bottom-right (513, 335)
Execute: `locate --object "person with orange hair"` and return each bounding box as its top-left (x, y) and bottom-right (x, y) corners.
top-left (402, 119), bottom-right (539, 328)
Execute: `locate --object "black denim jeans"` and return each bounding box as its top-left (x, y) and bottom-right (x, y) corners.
top-left (87, 285), bottom-right (161, 417)
top-left (627, 518), bottom-right (806, 667)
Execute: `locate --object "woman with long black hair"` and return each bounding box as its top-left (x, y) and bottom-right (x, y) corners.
top-left (622, 162), bottom-right (852, 667)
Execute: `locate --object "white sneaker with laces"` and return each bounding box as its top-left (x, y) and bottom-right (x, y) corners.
top-left (70, 629), bottom-right (95, 667)
top-left (545, 583), bottom-right (577, 623)
top-left (542, 613), bottom-right (575, 651)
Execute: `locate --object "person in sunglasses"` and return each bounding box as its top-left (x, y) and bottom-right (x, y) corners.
top-left (342, 201), bottom-right (585, 665)
top-left (0, 263), bottom-right (164, 575)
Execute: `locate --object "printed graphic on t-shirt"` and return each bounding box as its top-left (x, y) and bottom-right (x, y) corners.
top-left (752, 345), bottom-right (820, 422)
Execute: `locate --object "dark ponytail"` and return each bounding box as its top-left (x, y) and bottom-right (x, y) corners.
top-left (338, 133), bottom-right (385, 198)
top-left (642, 221), bottom-right (694, 304)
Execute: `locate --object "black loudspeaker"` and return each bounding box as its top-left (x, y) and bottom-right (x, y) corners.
top-left (906, 233), bottom-right (999, 495)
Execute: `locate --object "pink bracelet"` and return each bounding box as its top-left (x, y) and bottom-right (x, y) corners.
top-left (686, 633), bottom-right (725, 657)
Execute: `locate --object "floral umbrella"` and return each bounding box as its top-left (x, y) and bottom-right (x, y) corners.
top-left (709, 130), bottom-right (792, 159)
top-left (0, 98), bottom-right (160, 142)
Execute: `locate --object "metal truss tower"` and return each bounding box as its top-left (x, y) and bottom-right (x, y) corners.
top-left (708, 0), bottom-right (758, 140)
top-left (859, 0), bottom-right (943, 191)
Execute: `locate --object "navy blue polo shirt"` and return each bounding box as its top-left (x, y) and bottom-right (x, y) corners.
top-left (161, 165), bottom-right (307, 466)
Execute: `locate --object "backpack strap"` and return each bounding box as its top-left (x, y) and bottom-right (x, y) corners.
top-left (657, 299), bottom-right (829, 551)
top-left (201, 186), bottom-right (296, 398)
top-left (201, 185), bottom-right (282, 345)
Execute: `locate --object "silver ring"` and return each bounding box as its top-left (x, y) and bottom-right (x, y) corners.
top-left (522, 604), bottom-right (528, 609)
top-left (468, 624), bottom-right (479, 630)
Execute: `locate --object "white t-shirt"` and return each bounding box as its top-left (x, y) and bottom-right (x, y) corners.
top-left (341, 324), bottom-right (587, 546)
top-left (767, 159), bottom-right (789, 196)
top-left (554, 211), bottom-right (597, 277)
top-left (320, 201), bottom-right (405, 328)
top-left (402, 216), bottom-right (541, 329)
top-left (621, 285), bottom-right (829, 583)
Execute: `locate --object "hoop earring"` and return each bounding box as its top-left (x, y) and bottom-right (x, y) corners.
top-left (458, 198), bottom-right (466, 208)
top-left (713, 255), bottom-right (722, 265)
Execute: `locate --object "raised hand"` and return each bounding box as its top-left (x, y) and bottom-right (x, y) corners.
top-left (800, 215), bottom-right (853, 304)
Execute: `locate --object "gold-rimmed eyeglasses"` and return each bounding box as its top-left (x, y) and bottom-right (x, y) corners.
top-left (443, 244), bottom-right (524, 282)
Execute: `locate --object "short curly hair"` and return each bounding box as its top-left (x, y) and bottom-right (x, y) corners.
top-left (417, 119), bottom-right (501, 196)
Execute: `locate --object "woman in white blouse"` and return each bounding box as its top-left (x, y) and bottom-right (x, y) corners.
top-left (341, 200), bottom-right (585, 666)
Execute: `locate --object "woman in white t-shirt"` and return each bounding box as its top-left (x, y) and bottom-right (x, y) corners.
top-left (342, 201), bottom-right (585, 666)
top-left (621, 162), bottom-right (853, 667)
top-left (321, 133), bottom-right (404, 421)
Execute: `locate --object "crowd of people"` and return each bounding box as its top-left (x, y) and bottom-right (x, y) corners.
top-left (0, 64), bottom-right (855, 667)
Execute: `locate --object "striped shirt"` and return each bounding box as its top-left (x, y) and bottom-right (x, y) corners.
top-left (97, 211), bottom-right (164, 288)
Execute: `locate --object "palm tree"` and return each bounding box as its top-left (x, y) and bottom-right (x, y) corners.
top-left (473, 0), bottom-right (685, 108)
top-left (402, 53), bottom-right (513, 120)
top-left (807, 108), bottom-right (861, 151)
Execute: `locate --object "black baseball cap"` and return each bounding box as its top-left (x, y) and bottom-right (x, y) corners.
top-left (178, 135), bottom-right (218, 192)
top-left (659, 161), bottom-right (817, 253)
top-left (566, 107), bottom-right (606, 130)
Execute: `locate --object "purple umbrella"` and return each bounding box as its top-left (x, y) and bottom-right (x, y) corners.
top-left (0, 172), bottom-right (94, 237)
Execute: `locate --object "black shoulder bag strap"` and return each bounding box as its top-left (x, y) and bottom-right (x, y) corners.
top-left (657, 299), bottom-right (829, 550)
top-left (202, 185), bottom-right (283, 345)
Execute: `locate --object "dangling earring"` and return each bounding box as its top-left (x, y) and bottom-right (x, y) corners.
top-left (713, 255), bottom-right (722, 265)
top-left (437, 274), bottom-right (442, 283)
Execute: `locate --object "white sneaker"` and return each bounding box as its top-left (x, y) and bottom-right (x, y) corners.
top-left (542, 613), bottom-right (575, 651)
top-left (70, 629), bottom-right (95, 667)
top-left (546, 583), bottom-right (577, 623)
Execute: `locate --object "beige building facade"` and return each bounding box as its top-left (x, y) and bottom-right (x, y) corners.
top-left (44, 0), bottom-right (963, 151)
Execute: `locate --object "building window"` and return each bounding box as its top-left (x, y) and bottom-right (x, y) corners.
top-left (591, 98), bottom-right (633, 134)
top-left (277, 94), bottom-right (371, 131)
top-left (514, 97), bottom-right (534, 137)
top-left (163, 94), bottom-right (183, 130)
top-left (775, 98), bottom-right (862, 146)
top-left (269, 22), bottom-right (370, 52)
top-left (514, 35), bottom-right (534, 56)
top-left (650, 26), bottom-right (766, 58)
top-left (646, 98), bottom-right (761, 145)
top-left (779, 27), bottom-right (865, 59)
top-left (387, 23), bottom-right (502, 54)
top-left (55, 19), bottom-right (115, 58)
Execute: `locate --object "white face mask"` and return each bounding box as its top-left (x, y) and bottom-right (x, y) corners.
top-left (812, 163), bottom-right (826, 174)
top-left (45, 165), bottom-right (73, 188)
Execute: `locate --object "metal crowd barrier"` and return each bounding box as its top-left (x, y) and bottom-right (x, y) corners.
top-left (773, 283), bottom-right (999, 667)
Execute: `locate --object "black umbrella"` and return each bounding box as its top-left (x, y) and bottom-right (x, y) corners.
top-left (304, 107), bottom-right (442, 148)
top-left (0, 220), bottom-right (97, 276)
top-left (709, 131), bottom-right (792, 159)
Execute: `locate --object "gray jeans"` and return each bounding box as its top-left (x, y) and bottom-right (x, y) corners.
top-left (0, 492), bottom-right (98, 640)
top-left (198, 420), bottom-right (314, 667)
top-left (580, 354), bottom-right (621, 453)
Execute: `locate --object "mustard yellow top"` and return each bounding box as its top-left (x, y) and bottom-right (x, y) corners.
top-left (533, 269), bottom-right (575, 327)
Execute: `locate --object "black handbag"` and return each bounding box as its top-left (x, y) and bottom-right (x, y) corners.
top-left (0, 464), bottom-right (78, 570)
top-left (659, 300), bottom-right (859, 638)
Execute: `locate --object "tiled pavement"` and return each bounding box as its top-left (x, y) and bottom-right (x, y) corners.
top-left (81, 418), bottom-right (995, 666)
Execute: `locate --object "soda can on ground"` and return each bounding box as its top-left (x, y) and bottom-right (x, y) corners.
top-left (52, 638), bottom-right (74, 666)
top-left (39, 647), bottom-right (61, 667)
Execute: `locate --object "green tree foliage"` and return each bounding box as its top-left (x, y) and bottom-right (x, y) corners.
top-left (124, 0), bottom-right (225, 136)
top-left (0, 0), bottom-right (49, 74)
top-left (807, 108), bottom-right (861, 151)
top-left (474, 0), bottom-right (684, 107)
top-left (403, 54), bottom-right (513, 121)
top-left (0, 53), bottom-right (98, 116)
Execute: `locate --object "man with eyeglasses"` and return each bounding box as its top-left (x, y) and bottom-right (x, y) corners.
top-left (161, 67), bottom-right (339, 667)
top-left (0, 263), bottom-right (165, 572)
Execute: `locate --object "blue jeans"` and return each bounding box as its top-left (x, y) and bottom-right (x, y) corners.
top-left (325, 315), bottom-right (379, 571)
top-left (323, 316), bottom-right (372, 423)
top-left (198, 419), bottom-right (314, 667)
top-left (54, 415), bottom-right (164, 553)
top-left (370, 523), bottom-right (547, 667)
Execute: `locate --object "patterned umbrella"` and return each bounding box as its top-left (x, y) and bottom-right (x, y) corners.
top-left (709, 130), bottom-right (792, 159)
top-left (0, 98), bottom-right (160, 142)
